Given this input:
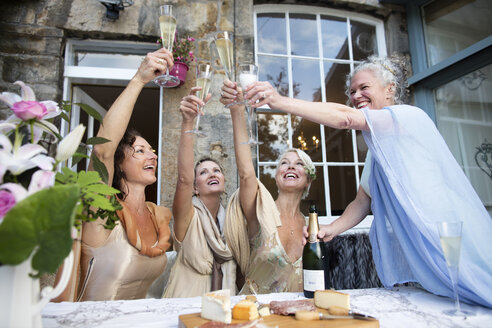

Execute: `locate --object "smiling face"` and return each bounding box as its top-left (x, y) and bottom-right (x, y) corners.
top-left (194, 160), bottom-right (225, 197)
top-left (275, 151), bottom-right (310, 195)
top-left (349, 69), bottom-right (395, 110)
top-left (119, 136), bottom-right (157, 186)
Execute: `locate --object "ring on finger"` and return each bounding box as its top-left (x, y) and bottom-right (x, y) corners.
top-left (260, 92), bottom-right (266, 99)
top-left (157, 58), bottom-right (164, 64)
top-left (220, 91), bottom-right (224, 97)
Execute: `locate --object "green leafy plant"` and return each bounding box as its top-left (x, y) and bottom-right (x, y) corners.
top-left (0, 81), bottom-right (121, 277)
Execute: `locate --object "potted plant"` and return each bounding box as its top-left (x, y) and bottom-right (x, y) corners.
top-left (158, 35), bottom-right (195, 86)
top-left (0, 81), bottom-right (120, 327)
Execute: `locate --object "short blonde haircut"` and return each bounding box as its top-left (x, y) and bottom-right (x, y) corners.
top-left (276, 148), bottom-right (315, 199)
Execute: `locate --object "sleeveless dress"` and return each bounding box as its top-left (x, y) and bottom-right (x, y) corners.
top-left (78, 202), bottom-right (171, 301)
top-left (225, 180), bottom-right (303, 295)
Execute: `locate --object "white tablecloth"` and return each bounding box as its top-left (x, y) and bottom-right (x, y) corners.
top-left (42, 286), bottom-right (492, 328)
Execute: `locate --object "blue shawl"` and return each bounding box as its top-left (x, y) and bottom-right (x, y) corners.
top-left (361, 105), bottom-right (492, 308)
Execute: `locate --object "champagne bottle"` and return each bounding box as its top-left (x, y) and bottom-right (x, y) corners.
top-left (302, 204), bottom-right (326, 298)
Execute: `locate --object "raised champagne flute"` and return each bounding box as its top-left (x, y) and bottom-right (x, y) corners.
top-left (185, 62), bottom-right (214, 137)
top-left (437, 221), bottom-right (473, 317)
top-left (214, 31), bottom-right (237, 107)
top-left (154, 5), bottom-right (180, 88)
top-left (238, 64), bottom-right (262, 145)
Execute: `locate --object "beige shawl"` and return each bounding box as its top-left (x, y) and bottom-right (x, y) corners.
top-left (163, 197), bottom-right (237, 297)
top-left (224, 180), bottom-right (281, 275)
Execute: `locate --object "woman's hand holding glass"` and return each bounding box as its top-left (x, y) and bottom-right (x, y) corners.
top-left (219, 80), bottom-right (243, 109)
top-left (180, 87), bottom-right (212, 129)
top-left (136, 48), bottom-right (174, 85)
top-left (244, 80), bottom-right (283, 109)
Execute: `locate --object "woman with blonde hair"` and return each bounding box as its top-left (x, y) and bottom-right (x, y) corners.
top-left (163, 87), bottom-right (238, 298)
top-left (220, 81), bottom-right (316, 294)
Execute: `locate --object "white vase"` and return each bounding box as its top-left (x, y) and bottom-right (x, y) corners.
top-left (0, 251), bottom-right (74, 328)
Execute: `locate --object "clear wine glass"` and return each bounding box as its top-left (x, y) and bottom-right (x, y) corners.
top-left (153, 5), bottom-right (180, 88)
top-left (437, 221), bottom-right (474, 317)
top-left (214, 31), bottom-right (238, 107)
top-left (238, 64), bottom-right (262, 145)
top-left (185, 62), bottom-right (214, 137)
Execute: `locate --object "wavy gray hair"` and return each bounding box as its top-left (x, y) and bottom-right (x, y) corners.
top-left (345, 54), bottom-right (410, 106)
top-left (276, 148), bottom-right (315, 199)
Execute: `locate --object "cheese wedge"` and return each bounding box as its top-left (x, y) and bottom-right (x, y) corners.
top-left (314, 290), bottom-right (350, 310)
top-left (258, 304), bottom-right (271, 317)
top-left (232, 300), bottom-right (259, 321)
top-left (201, 289), bottom-right (232, 323)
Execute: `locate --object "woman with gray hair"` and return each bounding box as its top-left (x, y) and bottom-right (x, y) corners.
top-left (220, 80), bottom-right (316, 294)
top-left (242, 54), bottom-right (492, 308)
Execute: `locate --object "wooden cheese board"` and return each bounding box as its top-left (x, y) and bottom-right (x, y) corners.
top-left (178, 312), bottom-right (379, 328)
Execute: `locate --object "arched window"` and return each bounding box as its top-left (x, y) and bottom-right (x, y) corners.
top-left (253, 5), bottom-right (386, 228)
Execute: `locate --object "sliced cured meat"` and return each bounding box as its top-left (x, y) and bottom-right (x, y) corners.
top-left (269, 299), bottom-right (316, 315)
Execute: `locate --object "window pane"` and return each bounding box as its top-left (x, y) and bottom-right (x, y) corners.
top-left (292, 58), bottom-right (320, 101)
top-left (328, 166), bottom-right (357, 215)
top-left (351, 21), bottom-right (377, 60)
top-left (325, 127), bottom-right (354, 162)
top-left (290, 14), bottom-right (318, 57)
top-left (259, 165), bottom-right (278, 198)
top-left (292, 116), bottom-right (322, 162)
top-left (321, 15), bottom-right (349, 59)
top-left (434, 63), bottom-right (492, 215)
top-left (423, 0), bottom-right (492, 66)
top-left (356, 130), bottom-right (369, 162)
top-left (258, 112), bottom-right (289, 162)
top-left (257, 13), bottom-right (287, 54)
top-left (323, 62), bottom-right (350, 103)
top-left (258, 55), bottom-right (289, 97)
top-left (303, 166), bottom-right (326, 216)
top-left (75, 52), bottom-right (144, 68)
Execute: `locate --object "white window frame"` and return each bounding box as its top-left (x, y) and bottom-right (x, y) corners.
top-left (62, 39), bottom-right (165, 205)
top-left (253, 5), bottom-right (387, 230)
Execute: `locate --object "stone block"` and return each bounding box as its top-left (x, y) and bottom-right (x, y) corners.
top-left (218, 1), bottom-right (234, 32)
top-left (176, 2), bottom-right (218, 36)
top-left (2, 55), bottom-right (60, 87)
top-left (0, 24), bottom-right (63, 56)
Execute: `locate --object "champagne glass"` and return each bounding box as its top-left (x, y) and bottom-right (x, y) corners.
top-left (214, 31), bottom-right (238, 107)
top-left (185, 62), bottom-right (214, 137)
top-left (238, 64), bottom-right (262, 145)
top-left (437, 221), bottom-right (474, 317)
top-left (154, 5), bottom-right (180, 88)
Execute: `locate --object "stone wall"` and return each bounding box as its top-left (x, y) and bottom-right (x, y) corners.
top-left (0, 0), bottom-right (408, 206)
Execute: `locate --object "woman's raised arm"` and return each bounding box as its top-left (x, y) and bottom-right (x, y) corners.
top-left (220, 80), bottom-right (259, 239)
top-left (245, 81), bottom-right (368, 131)
top-left (91, 48), bottom-right (174, 185)
top-left (173, 88), bottom-right (211, 241)
top-left (83, 48), bottom-right (173, 246)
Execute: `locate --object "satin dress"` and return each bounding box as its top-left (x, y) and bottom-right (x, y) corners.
top-left (78, 202), bottom-right (171, 301)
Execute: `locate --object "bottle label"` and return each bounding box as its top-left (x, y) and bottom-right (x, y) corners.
top-left (303, 269), bottom-right (325, 292)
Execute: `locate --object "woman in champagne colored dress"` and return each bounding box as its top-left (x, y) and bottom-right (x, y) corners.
top-left (62, 48), bottom-right (173, 301)
top-left (219, 83), bottom-right (316, 294)
top-left (163, 88), bottom-right (238, 298)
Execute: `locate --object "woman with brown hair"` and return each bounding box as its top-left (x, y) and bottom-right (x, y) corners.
top-left (65, 48), bottom-right (173, 301)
